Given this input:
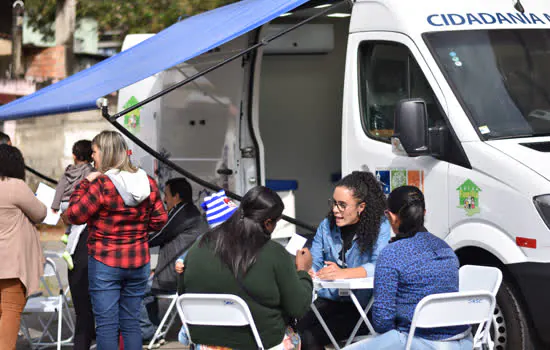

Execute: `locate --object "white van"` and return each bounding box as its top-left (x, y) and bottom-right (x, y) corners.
top-left (119, 0), bottom-right (550, 348)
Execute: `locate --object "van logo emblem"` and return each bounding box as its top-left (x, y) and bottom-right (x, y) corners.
top-left (457, 179), bottom-right (481, 216)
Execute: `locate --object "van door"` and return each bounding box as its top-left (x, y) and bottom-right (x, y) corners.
top-left (151, 33), bottom-right (255, 197)
top-left (342, 32), bottom-right (450, 236)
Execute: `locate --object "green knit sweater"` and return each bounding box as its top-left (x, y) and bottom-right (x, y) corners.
top-left (182, 239), bottom-right (313, 350)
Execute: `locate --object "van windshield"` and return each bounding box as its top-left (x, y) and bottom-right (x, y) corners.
top-left (424, 29), bottom-right (550, 140)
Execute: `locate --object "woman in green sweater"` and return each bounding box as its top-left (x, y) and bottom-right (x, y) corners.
top-left (182, 186), bottom-right (313, 350)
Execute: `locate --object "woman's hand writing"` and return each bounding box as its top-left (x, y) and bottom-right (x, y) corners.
top-left (295, 248), bottom-right (312, 272)
top-left (316, 261), bottom-right (347, 280)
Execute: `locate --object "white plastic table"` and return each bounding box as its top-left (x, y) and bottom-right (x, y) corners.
top-left (311, 277), bottom-right (375, 350)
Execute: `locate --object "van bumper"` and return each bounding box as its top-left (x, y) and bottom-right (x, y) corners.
top-left (508, 262), bottom-right (550, 345)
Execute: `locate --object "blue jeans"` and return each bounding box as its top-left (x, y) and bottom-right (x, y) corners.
top-left (344, 330), bottom-right (473, 350)
top-left (88, 257), bottom-right (150, 350)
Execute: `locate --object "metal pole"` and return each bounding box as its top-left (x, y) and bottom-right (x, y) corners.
top-left (101, 104), bottom-right (317, 233)
top-left (25, 165), bottom-right (58, 185)
top-left (11, 0), bottom-right (25, 78)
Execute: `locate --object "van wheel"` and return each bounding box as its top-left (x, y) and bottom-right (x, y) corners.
top-left (492, 278), bottom-right (534, 350)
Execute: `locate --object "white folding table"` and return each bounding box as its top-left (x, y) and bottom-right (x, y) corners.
top-left (311, 277), bottom-right (375, 350)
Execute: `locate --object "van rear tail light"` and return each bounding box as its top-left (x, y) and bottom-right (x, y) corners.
top-left (516, 237), bottom-right (537, 249)
top-left (534, 194), bottom-right (550, 230)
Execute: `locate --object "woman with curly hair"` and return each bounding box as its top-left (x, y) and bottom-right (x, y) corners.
top-left (296, 171), bottom-right (391, 350)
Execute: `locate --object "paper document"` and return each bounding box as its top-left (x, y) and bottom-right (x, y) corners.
top-left (285, 233), bottom-right (307, 255)
top-left (35, 182), bottom-right (61, 226)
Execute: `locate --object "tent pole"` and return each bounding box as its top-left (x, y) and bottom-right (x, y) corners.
top-left (101, 103), bottom-right (317, 233)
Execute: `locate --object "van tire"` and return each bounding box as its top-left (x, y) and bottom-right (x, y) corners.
top-left (494, 277), bottom-right (535, 350)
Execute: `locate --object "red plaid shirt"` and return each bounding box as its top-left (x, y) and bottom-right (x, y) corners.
top-left (67, 174), bottom-right (167, 269)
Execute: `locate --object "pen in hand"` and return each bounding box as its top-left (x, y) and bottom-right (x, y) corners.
top-left (295, 248), bottom-right (312, 272)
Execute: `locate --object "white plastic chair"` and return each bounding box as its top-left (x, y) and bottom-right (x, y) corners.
top-left (147, 293), bottom-right (179, 350)
top-left (176, 293), bottom-right (264, 350)
top-left (406, 291), bottom-right (495, 350)
top-left (459, 265), bottom-right (503, 348)
top-left (20, 258), bottom-right (75, 350)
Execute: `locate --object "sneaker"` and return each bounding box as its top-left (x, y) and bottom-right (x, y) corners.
top-left (62, 251), bottom-right (74, 270)
top-left (60, 234), bottom-right (69, 245)
top-left (142, 339), bottom-right (160, 349)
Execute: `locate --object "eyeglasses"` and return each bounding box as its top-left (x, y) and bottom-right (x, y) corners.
top-left (328, 199), bottom-right (351, 212)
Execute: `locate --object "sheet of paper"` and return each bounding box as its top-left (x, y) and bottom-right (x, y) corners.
top-left (285, 233), bottom-right (307, 255)
top-left (35, 182), bottom-right (61, 226)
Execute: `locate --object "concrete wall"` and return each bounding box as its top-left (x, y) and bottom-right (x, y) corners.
top-left (5, 109), bottom-right (115, 191)
top-left (258, 19), bottom-right (349, 230)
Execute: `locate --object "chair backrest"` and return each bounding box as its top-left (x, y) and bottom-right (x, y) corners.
top-left (41, 258), bottom-right (65, 297)
top-left (406, 291), bottom-right (495, 350)
top-left (176, 293), bottom-right (264, 349)
top-left (459, 265), bottom-right (503, 296)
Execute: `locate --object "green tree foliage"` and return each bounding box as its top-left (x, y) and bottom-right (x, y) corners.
top-left (25, 0), bottom-right (239, 41)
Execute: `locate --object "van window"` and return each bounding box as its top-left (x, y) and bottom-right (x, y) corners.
top-left (359, 42), bottom-right (444, 142)
top-left (425, 29), bottom-right (550, 139)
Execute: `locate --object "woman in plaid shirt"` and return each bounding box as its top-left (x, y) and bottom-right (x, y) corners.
top-left (67, 131), bottom-right (168, 349)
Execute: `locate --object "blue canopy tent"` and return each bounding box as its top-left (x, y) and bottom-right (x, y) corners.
top-left (0, 0), bottom-right (341, 233)
top-left (0, 0), bottom-right (310, 120)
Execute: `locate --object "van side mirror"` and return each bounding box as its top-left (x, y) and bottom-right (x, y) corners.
top-left (392, 99), bottom-right (430, 157)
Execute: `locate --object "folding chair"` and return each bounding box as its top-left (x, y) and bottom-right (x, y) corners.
top-left (43, 251), bottom-right (75, 312)
top-left (147, 293), bottom-right (179, 350)
top-left (176, 293), bottom-right (264, 350)
top-left (406, 291), bottom-right (495, 350)
top-left (459, 265), bottom-right (503, 348)
top-left (20, 258), bottom-right (75, 350)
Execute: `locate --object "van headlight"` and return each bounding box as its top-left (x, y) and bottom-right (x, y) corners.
top-left (534, 195), bottom-right (550, 229)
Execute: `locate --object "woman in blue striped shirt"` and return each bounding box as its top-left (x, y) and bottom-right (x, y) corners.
top-left (346, 186), bottom-right (472, 350)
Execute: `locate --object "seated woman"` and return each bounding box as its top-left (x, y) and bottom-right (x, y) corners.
top-left (182, 186), bottom-right (313, 350)
top-left (346, 186), bottom-right (472, 350)
top-left (297, 171), bottom-right (391, 350)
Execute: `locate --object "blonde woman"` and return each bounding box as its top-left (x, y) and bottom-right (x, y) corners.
top-left (67, 130), bottom-right (168, 349)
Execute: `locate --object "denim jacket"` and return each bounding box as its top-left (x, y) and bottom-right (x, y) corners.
top-left (311, 217), bottom-right (391, 306)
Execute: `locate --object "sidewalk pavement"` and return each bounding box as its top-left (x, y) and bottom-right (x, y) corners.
top-left (16, 230), bottom-right (187, 349)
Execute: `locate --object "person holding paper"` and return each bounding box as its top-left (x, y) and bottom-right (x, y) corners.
top-left (181, 186), bottom-right (313, 350)
top-left (0, 144), bottom-right (47, 350)
top-left (296, 171), bottom-right (391, 350)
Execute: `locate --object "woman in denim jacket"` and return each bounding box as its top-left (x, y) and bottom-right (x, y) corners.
top-left (296, 171), bottom-right (391, 350)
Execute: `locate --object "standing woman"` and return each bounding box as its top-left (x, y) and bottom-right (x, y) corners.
top-left (0, 145), bottom-right (47, 349)
top-left (297, 171), bottom-right (391, 350)
top-left (67, 131), bottom-right (168, 349)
